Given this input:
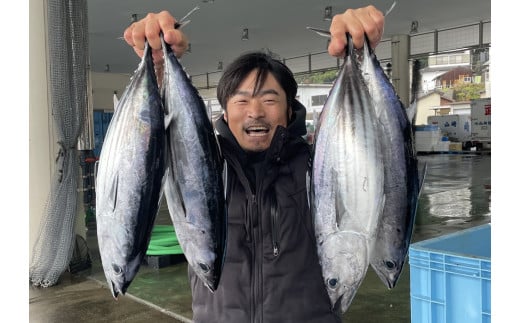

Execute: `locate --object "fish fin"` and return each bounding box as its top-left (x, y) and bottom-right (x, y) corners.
top-left (164, 171), bottom-right (187, 223)
top-left (222, 159), bottom-right (228, 201)
top-left (173, 177), bottom-right (187, 218)
top-left (417, 161), bottom-right (428, 195)
top-left (164, 145), bottom-right (188, 222)
top-left (406, 101), bottom-right (417, 125)
top-left (164, 110), bottom-right (175, 130)
top-left (157, 166), bottom-right (169, 210)
top-left (108, 174), bottom-right (119, 212)
top-left (376, 193), bottom-right (386, 235)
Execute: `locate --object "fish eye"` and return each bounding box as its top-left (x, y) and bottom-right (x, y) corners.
top-left (327, 278), bottom-right (338, 289)
top-left (199, 263), bottom-right (210, 273)
top-left (112, 263), bottom-right (123, 275)
top-left (385, 260), bottom-right (396, 269)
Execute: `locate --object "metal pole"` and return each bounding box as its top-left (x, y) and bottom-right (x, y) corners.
top-left (391, 34), bottom-right (411, 105)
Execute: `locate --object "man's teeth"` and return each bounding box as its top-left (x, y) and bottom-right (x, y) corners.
top-left (246, 127), bottom-right (269, 134)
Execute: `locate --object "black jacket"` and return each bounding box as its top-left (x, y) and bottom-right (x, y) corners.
top-left (189, 100), bottom-right (341, 323)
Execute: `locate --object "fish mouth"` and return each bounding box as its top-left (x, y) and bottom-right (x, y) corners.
top-left (204, 281), bottom-right (216, 293)
top-left (386, 270), bottom-right (402, 289)
top-left (108, 276), bottom-right (132, 299)
top-left (245, 125), bottom-right (270, 136)
top-left (110, 281), bottom-right (120, 299)
top-left (373, 267), bottom-right (399, 289)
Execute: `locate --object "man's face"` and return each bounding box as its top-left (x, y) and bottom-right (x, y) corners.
top-left (224, 70), bottom-right (291, 152)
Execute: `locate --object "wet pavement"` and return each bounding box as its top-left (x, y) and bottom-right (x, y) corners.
top-left (29, 153), bottom-right (491, 322)
top-left (413, 153), bottom-right (491, 241)
top-left (29, 273), bottom-right (183, 322)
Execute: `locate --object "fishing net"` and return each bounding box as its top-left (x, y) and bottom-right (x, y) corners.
top-left (29, 0), bottom-right (89, 287)
top-left (68, 234), bottom-right (92, 274)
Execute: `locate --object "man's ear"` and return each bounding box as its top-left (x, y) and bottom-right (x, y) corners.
top-left (223, 110), bottom-right (228, 122)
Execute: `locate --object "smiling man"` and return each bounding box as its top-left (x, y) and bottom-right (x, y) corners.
top-left (219, 53), bottom-right (295, 153)
top-left (124, 5), bottom-right (385, 322)
top-left (188, 51), bottom-right (340, 322)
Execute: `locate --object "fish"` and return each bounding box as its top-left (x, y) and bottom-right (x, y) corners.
top-left (160, 35), bottom-right (227, 292)
top-left (95, 40), bottom-right (166, 298)
top-left (358, 38), bottom-right (426, 289)
top-left (310, 34), bottom-right (385, 313)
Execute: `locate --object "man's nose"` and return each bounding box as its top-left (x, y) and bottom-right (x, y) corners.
top-left (247, 99), bottom-right (265, 118)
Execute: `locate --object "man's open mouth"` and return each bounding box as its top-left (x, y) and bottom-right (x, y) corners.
top-left (245, 126), bottom-right (270, 136)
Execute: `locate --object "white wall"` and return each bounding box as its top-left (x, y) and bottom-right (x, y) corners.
top-left (416, 94), bottom-right (441, 125)
top-left (29, 0), bottom-right (90, 257)
top-left (296, 84), bottom-right (332, 119)
top-left (452, 103), bottom-right (471, 115)
top-left (91, 72), bottom-right (220, 111)
top-left (29, 0), bottom-right (54, 257)
top-left (91, 71), bottom-right (132, 110)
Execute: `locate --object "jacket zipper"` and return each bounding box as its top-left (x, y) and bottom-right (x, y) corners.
top-left (270, 194), bottom-right (280, 256)
top-left (249, 193), bottom-right (257, 323)
top-left (245, 194), bottom-right (255, 242)
top-left (225, 156), bottom-right (257, 323)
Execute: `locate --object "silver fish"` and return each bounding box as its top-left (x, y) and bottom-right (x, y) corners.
top-left (359, 39), bottom-right (425, 289)
top-left (160, 35), bottom-right (227, 292)
top-left (95, 41), bottom-right (165, 298)
top-left (311, 35), bottom-right (385, 313)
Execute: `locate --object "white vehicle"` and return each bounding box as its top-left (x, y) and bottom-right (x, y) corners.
top-left (470, 98), bottom-right (491, 150)
top-left (427, 114), bottom-right (472, 144)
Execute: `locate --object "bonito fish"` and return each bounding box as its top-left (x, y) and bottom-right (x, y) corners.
top-left (160, 35), bottom-right (227, 292)
top-left (311, 34), bottom-right (385, 312)
top-left (358, 40), bottom-right (425, 289)
top-left (95, 41), bottom-right (165, 298)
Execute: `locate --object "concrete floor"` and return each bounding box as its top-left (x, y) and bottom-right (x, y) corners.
top-left (29, 202), bottom-right (195, 323)
top-left (29, 271), bottom-right (185, 323)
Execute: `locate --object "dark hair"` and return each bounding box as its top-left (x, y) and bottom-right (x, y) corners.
top-left (217, 51), bottom-right (297, 110)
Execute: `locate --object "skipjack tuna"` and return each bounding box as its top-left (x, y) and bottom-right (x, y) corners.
top-left (160, 34), bottom-right (227, 293)
top-left (358, 38), bottom-right (426, 290)
top-left (310, 33), bottom-right (385, 313)
top-left (95, 41), bottom-right (166, 298)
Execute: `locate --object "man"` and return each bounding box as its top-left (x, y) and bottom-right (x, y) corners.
top-left (124, 5), bottom-right (385, 323)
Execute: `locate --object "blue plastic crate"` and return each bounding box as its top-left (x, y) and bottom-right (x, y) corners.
top-left (409, 224), bottom-right (491, 323)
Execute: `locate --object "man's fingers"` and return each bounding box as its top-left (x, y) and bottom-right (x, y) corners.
top-left (360, 5), bottom-right (385, 49)
top-left (122, 11), bottom-right (189, 59)
top-left (327, 5), bottom-right (385, 57)
top-left (163, 29), bottom-right (189, 57)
